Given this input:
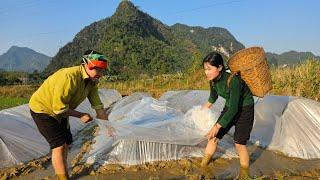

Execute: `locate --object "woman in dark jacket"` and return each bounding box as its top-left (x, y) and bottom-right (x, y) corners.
top-left (201, 52), bottom-right (254, 179)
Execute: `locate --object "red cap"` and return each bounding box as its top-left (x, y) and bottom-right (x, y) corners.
top-left (88, 60), bottom-right (108, 70)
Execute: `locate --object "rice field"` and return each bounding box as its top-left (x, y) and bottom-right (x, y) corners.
top-left (101, 60), bottom-right (320, 100)
top-left (0, 97), bottom-right (29, 110)
top-left (0, 60), bottom-right (319, 110)
top-left (0, 85), bottom-right (38, 110)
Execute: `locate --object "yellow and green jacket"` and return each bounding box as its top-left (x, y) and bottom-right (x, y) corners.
top-left (29, 65), bottom-right (103, 120)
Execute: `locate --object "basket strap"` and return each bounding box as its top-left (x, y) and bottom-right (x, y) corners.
top-left (227, 72), bottom-right (239, 88)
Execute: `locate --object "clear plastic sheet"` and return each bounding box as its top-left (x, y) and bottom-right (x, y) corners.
top-left (86, 90), bottom-right (320, 166)
top-left (0, 88), bottom-right (121, 168)
top-left (0, 105), bottom-right (49, 168)
top-left (161, 91), bottom-right (320, 159)
top-left (267, 98), bottom-right (320, 159)
top-left (108, 92), bottom-right (151, 121)
top-left (98, 89), bottom-right (122, 108)
top-left (85, 96), bottom-right (238, 165)
top-left (159, 90), bottom-right (217, 113)
top-left (2, 89), bottom-right (320, 168)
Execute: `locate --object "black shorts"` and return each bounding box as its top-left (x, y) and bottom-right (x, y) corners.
top-left (215, 104), bottom-right (254, 145)
top-left (30, 110), bottom-right (73, 149)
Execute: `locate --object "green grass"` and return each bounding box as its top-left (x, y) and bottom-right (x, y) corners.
top-left (0, 85), bottom-right (36, 110)
top-left (0, 97), bottom-right (29, 110)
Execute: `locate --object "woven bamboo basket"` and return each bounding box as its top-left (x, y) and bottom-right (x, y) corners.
top-left (227, 47), bottom-right (272, 97)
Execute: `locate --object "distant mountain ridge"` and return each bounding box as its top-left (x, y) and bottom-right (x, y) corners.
top-left (42, 0), bottom-right (317, 76)
top-left (170, 23), bottom-right (244, 57)
top-left (44, 0), bottom-right (244, 78)
top-left (266, 51), bottom-right (320, 66)
top-left (0, 46), bottom-right (51, 72)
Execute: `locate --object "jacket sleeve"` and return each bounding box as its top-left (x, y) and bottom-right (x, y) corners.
top-left (217, 77), bottom-right (241, 128)
top-left (87, 84), bottom-right (104, 110)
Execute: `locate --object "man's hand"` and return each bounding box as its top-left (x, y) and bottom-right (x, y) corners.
top-left (96, 108), bottom-right (109, 120)
top-left (80, 113), bottom-right (93, 123)
top-left (67, 109), bottom-right (93, 123)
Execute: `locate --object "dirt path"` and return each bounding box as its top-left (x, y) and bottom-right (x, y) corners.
top-left (71, 145), bottom-right (320, 180)
top-left (2, 124), bottom-right (320, 180)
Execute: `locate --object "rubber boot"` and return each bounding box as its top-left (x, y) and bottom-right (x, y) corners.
top-left (56, 174), bottom-right (69, 180)
top-left (238, 165), bottom-right (250, 180)
top-left (201, 154), bottom-right (212, 167)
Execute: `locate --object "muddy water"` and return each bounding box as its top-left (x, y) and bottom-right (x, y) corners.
top-left (2, 125), bottom-right (320, 180)
top-left (71, 144), bottom-right (320, 179)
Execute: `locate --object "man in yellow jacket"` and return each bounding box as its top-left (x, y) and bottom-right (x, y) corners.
top-left (29, 50), bottom-right (111, 180)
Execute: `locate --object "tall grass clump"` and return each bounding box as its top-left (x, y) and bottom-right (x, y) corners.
top-left (0, 85), bottom-right (38, 98)
top-left (100, 60), bottom-right (320, 101)
top-left (100, 69), bottom-right (210, 98)
top-left (270, 60), bottom-right (320, 101)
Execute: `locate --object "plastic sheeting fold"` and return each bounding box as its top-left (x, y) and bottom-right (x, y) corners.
top-left (86, 90), bottom-right (320, 166)
top-left (2, 89), bottom-right (320, 168)
top-left (0, 89), bottom-right (121, 168)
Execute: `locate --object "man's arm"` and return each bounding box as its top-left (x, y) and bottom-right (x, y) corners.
top-left (66, 109), bottom-right (92, 123)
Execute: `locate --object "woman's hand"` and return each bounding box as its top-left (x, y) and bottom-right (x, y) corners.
top-left (206, 123), bottom-right (222, 140)
top-left (202, 102), bottom-right (213, 110)
top-left (106, 125), bottom-right (116, 137)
